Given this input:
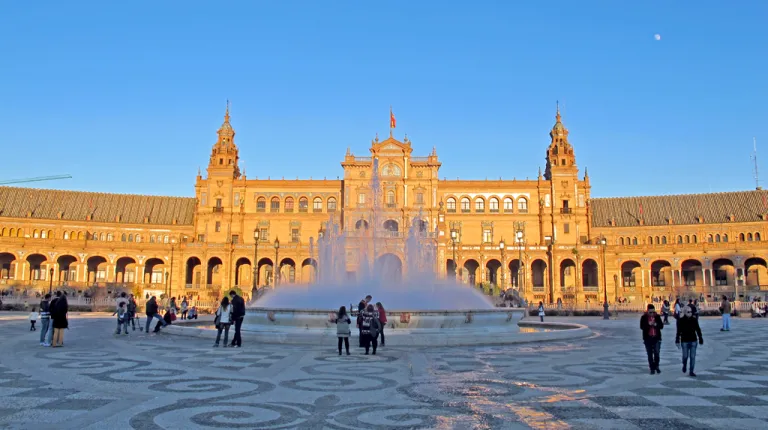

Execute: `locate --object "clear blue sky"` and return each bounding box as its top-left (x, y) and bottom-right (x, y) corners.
top-left (1, 1), bottom-right (766, 198)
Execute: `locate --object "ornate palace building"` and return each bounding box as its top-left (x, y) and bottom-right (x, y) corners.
top-left (1, 106), bottom-right (767, 303)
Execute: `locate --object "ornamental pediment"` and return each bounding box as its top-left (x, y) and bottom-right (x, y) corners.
top-left (370, 137), bottom-right (412, 156)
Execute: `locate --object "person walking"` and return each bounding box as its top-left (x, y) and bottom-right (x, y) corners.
top-left (39, 294), bottom-right (51, 346)
top-left (675, 305), bottom-right (704, 377)
top-left (376, 302), bottom-right (387, 347)
top-left (720, 295), bottom-right (732, 331)
top-left (213, 296), bottom-right (233, 347)
top-left (673, 299), bottom-right (682, 320)
top-left (334, 306), bottom-right (351, 356)
top-left (360, 304), bottom-right (380, 355)
top-left (640, 304), bottom-right (664, 374)
top-left (113, 302), bottom-right (129, 335)
top-left (180, 297), bottom-right (189, 320)
top-left (661, 300), bottom-right (670, 324)
top-left (50, 291), bottom-right (68, 347)
top-left (127, 294), bottom-right (140, 331)
top-left (29, 308), bottom-right (37, 331)
top-left (144, 296), bottom-right (167, 333)
top-left (537, 301), bottom-right (545, 322)
top-left (228, 290), bottom-right (246, 348)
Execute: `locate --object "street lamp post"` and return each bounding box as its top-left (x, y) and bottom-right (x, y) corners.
top-left (499, 238), bottom-right (506, 291)
top-left (515, 222), bottom-right (525, 297)
top-left (274, 238), bottom-right (280, 287)
top-left (450, 228), bottom-right (459, 280)
top-left (168, 238), bottom-right (176, 298)
top-left (48, 267), bottom-right (54, 295)
top-left (252, 229), bottom-right (260, 293)
top-left (601, 236), bottom-right (610, 319)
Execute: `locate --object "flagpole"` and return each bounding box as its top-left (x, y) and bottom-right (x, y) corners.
top-left (389, 106), bottom-right (393, 138)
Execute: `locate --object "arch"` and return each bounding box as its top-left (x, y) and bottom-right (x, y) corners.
top-left (327, 196), bottom-right (337, 212)
top-left (632, 237), bottom-right (638, 245)
top-left (375, 253), bottom-right (402, 284)
top-left (301, 258), bottom-right (317, 283)
top-left (257, 257), bottom-right (274, 286)
top-left (474, 197), bottom-right (485, 212)
top-left (56, 255), bottom-right (77, 282)
top-left (9, 228), bottom-right (16, 237)
top-left (115, 257), bottom-right (137, 284)
top-left (207, 257), bottom-right (223, 285)
top-left (0, 227), bottom-right (5, 237)
top-left (386, 190), bottom-right (396, 207)
top-left (582, 259), bottom-right (599, 288)
top-left (64, 231), bottom-right (70, 240)
top-left (270, 196), bottom-right (280, 212)
top-left (661, 236), bottom-right (667, 244)
top-left (150, 235), bottom-right (156, 243)
top-left (25, 253), bottom-right (47, 281)
top-left (723, 234), bottom-right (728, 242)
top-left (33, 229), bottom-right (39, 239)
top-left (619, 237), bottom-right (625, 246)
top-left (412, 219), bottom-right (428, 233)
top-left (460, 197), bottom-right (471, 212)
top-left (489, 197), bottom-right (500, 212)
top-left (485, 258), bottom-right (502, 286)
top-left (279, 258), bottom-right (297, 283)
top-left (0, 252), bottom-right (17, 280)
top-left (715, 234), bottom-right (721, 243)
top-left (692, 234), bottom-right (697, 243)
top-left (508, 259), bottom-right (522, 288)
top-left (121, 233), bottom-right (127, 242)
top-left (86, 255), bottom-right (108, 284)
top-left (517, 197), bottom-right (528, 213)
top-left (446, 197), bottom-right (457, 212)
top-left (685, 235), bottom-right (690, 244)
top-left (128, 233), bottom-right (134, 242)
top-left (383, 219), bottom-right (399, 233)
top-left (143, 257), bottom-right (165, 284)
top-left (677, 235), bottom-right (683, 244)
top-left (707, 234), bottom-right (714, 243)
top-left (503, 197), bottom-right (514, 213)
top-left (739, 233), bottom-right (745, 241)
top-left (298, 196), bottom-right (309, 212)
top-left (712, 258), bottom-right (734, 287)
top-left (559, 258), bottom-right (577, 288)
top-left (620, 260), bottom-right (642, 287)
top-left (185, 257), bottom-right (203, 285)
top-left (651, 260), bottom-right (672, 287)
top-left (681, 259), bottom-right (703, 287)
top-left (463, 259), bottom-right (480, 285)
top-left (355, 219), bottom-right (369, 230)
top-left (531, 259), bottom-right (547, 288)
top-left (653, 236), bottom-right (659, 245)
top-left (257, 196), bottom-right (267, 211)
top-left (40, 230), bottom-right (47, 239)
top-left (745, 257), bottom-right (768, 288)
top-left (235, 257), bottom-right (252, 286)
top-left (756, 232), bottom-right (762, 241)
top-left (106, 233), bottom-right (112, 241)
top-left (284, 196), bottom-right (295, 212)
top-left (313, 197), bottom-right (323, 212)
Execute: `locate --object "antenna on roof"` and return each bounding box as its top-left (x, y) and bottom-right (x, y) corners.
top-left (752, 137), bottom-right (761, 190)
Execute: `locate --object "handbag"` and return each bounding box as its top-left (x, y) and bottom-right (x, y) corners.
top-left (170, 313), bottom-right (177, 322)
top-left (213, 313), bottom-right (221, 329)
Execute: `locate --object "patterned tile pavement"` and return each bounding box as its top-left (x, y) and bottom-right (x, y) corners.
top-left (0, 314), bottom-right (766, 429)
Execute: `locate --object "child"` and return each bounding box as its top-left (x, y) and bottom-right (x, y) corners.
top-left (112, 302), bottom-right (129, 335)
top-left (29, 308), bottom-right (37, 331)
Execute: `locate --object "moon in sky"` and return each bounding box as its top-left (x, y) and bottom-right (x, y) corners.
top-left (654, 34), bottom-right (661, 41)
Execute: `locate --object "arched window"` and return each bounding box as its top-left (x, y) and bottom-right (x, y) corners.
top-left (270, 197), bottom-right (280, 212)
top-left (284, 197), bottom-right (294, 212)
top-left (460, 197), bottom-right (470, 212)
top-left (64, 231), bottom-right (70, 240)
top-left (708, 234), bottom-right (714, 243)
top-left (723, 234), bottom-right (728, 242)
top-left (9, 228), bottom-right (16, 237)
top-left (661, 236), bottom-right (667, 244)
top-left (150, 235), bottom-right (156, 243)
top-left (677, 235), bottom-right (683, 244)
top-left (739, 233), bottom-right (745, 241)
top-left (692, 235), bottom-right (698, 243)
top-left (489, 197), bottom-right (499, 212)
top-left (128, 234), bottom-right (134, 242)
top-left (748, 233), bottom-right (753, 241)
top-left (518, 198), bottom-right (528, 213)
top-left (298, 197), bottom-right (309, 212)
top-left (136, 235), bottom-right (142, 243)
top-left (17, 229), bottom-right (23, 237)
top-left (475, 198), bottom-right (485, 212)
top-left (91, 232), bottom-right (98, 241)
top-left (715, 234), bottom-right (721, 243)
top-left (327, 197), bottom-right (337, 212)
top-left (446, 198), bottom-right (457, 212)
top-left (33, 229), bottom-right (39, 238)
top-left (653, 236), bottom-right (659, 245)
top-left (121, 233), bottom-right (126, 242)
top-left (163, 235), bottom-right (169, 243)
top-left (685, 235), bottom-right (690, 243)
top-left (619, 237), bottom-right (625, 245)
top-left (757, 232), bottom-right (762, 241)
top-left (41, 230), bottom-right (47, 239)
top-left (313, 197), bottom-right (322, 212)
top-left (99, 233), bottom-right (105, 241)
top-left (256, 197), bottom-right (266, 212)
top-left (503, 198), bottom-right (514, 212)
top-left (107, 233), bottom-right (113, 241)
top-left (358, 193), bottom-right (366, 205)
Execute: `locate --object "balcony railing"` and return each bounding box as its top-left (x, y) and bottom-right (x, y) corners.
top-left (213, 207), bottom-right (224, 213)
top-left (411, 156), bottom-right (430, 162)
top-left (560, 208), bottom-right (573, 214)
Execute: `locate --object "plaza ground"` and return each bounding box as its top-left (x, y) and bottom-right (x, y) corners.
top-left (0, 314), bottom-right (766, 429)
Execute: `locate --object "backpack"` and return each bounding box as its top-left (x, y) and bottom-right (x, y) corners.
top-left (369, 317), bottom-right (380, 338)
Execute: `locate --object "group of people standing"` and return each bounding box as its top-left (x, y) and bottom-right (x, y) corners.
top-left (333, 295), bottom-right (387, 356)
top-left (212, 290), bottom-right (246, 347)
top-left (36, 291), bottom-right (69, 347)
top-left (641, 295), bottom-right (733, 377)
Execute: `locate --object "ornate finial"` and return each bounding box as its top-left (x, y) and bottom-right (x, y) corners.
top-left (197, 166), bottom-right (201, 177)
top-left (555, 100), bottom-right (561, 122)
top-left (375, 132), bottom-right (379, 142)
top-left (404, 133), bottom-right (408, 142)
top-left (431, 146), bottom-right (437, 156)
top-left (346, 147), bottom-right (351, 156)
top-left (538, 167), bottom-right (543, 180)
top-left (584, 167), bottom-right (589, 179)
top-left (225, 99), bottom-right (231, 122)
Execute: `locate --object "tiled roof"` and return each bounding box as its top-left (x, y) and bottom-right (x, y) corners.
top-left (0, 187), bottom-right (195, 225)
top-left (591, 190), bottom-right (768, 227)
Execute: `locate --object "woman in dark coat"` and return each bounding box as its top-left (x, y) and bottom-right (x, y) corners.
top-left (50, 292), bottom-right (68, 347)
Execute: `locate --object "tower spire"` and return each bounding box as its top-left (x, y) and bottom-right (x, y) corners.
top-left (225, 99), bottom-right (231, 123)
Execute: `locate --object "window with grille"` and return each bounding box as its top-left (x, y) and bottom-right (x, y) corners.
top-left (328, 197), bottom-right (337, 212)
top-left (291, 228), bottom-right (300, 242)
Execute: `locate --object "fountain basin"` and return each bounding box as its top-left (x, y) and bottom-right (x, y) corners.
top-left (161, 307), bottom-right (592, 346)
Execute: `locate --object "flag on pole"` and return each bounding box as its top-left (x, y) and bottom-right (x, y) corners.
top-left (390, 107), bottom-right (396, 130)
top-left (639, 203), bottom-right (643, 216)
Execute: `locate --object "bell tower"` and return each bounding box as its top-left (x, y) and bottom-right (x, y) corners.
top-left (544, 104), bottom-right (577, 180)
top-left (207, 101), bottom-right (241, 178)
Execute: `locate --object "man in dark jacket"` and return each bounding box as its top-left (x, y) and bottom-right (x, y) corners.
top-left (675, 305), bottom-right (704, 377)
top-left (229, 290), bottom-right (246, 348)
top-left (640, 303), bottom-right (664, 374)
top-left (144, 296), bottom-right (167, 333)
